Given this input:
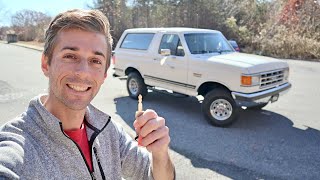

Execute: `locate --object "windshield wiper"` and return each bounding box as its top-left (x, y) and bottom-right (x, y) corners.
top-left (208, 50), bottom-right (221, 54)
top-left (191, 50), bottom-right (232, 54)
top-left (219, 50), bottom-right (234, 53)
top-left (191, 50), bottom-right (221, 54)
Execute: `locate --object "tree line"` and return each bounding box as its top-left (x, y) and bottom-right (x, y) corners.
top-left (1, 0), bottom-right (319, 59)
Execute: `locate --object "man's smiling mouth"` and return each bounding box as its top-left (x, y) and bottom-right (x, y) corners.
top-left (67, 84), bottom-right (91, 92)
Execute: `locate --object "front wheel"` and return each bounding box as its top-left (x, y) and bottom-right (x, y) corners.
top-left (126, 72), bottom-right (148, 99)
top-left (202, 89), bottom-right (239, 127)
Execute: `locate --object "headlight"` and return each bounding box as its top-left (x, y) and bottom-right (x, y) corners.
top-left (241, 75), bottom-right (260, 86)
top-left (283, 67), bottom-right (289, 80)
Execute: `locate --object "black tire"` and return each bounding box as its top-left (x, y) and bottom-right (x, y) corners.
top-left (126, 72), bottom-right (148, 99)
top-left (249, 103), bottom-right (268, 110)
top-left (202, 89), bottom-right (239, 127)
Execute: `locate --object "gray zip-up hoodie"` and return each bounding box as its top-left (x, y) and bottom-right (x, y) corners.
top-left (0, 95), bottom-right (153, 180)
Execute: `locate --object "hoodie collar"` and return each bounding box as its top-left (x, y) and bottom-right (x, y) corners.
top-left (29, 94), bottom-right (110, 138)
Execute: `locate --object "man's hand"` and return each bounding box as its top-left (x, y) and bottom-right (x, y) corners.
top-left (133, 109), bottom-right (170, 154)
top-left (133, 109), bottom-right (175, 180)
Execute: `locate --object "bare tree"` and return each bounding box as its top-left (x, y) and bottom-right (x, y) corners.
top-left (90, 0), bottom-right (319, 59)
top-left (11, 9), bottom-right (51, 41)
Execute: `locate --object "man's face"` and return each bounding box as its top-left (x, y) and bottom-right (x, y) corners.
top-left (41, 29), bottom-right (108, 110)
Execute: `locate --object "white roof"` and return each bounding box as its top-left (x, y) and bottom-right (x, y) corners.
top-left (124, 27), bottom-right (221, 34)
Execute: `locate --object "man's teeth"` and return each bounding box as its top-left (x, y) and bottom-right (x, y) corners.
top-left (69, 84), bottom-right (88, 92)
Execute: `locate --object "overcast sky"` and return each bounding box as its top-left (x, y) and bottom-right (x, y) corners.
top-left (0, 0), bottom-right (94, 26)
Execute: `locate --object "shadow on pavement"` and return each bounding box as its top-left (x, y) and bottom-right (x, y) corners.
top-left (114, 91), bottom-right (320, 179)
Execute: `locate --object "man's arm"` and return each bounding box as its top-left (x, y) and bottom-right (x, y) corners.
top-left (134, 109), bottom-right (175, 180)
top-left (0, 126), bottom-right (24, 179)
top-left (152, 150), bottom-right (175, 180)
top-left (0, 141), bottom-right (21, 179)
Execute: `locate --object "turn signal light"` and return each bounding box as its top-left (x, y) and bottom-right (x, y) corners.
top-left (241, 76), bottom-right (252, 86)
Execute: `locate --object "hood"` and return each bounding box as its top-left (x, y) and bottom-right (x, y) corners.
top-left (214, 53), bottom-right (282, 65)
top-left (206, 52), bottom-right (289, 74)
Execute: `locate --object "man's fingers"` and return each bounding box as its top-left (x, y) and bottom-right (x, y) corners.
top-left (133, 109), bottom-right (165, 147)
top-left (145, 129), bottom-right (171, 153)
top-left (135, 111), bottom-right (144, 118)
top-left (141, 126), bottom-right (169, 147)
top-left (134, 125), bottom-right (141, 134)
top-left (133, 120), bottom-right (139, 130)
top-left (134, 111), bottom-right (144, 130)
top-left (140, 117), bottom-right (165, 137)
top-left (135, 109), bottom-right (158, 127)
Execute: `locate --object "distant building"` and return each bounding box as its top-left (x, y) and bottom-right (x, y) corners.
top-left (6, 30), bottom-right (18, 43)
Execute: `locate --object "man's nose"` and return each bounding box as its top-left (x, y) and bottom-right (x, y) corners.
top-left (75, 58), bottom-right (90, 77)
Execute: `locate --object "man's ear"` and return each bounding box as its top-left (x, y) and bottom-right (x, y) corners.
top-left (41, 54), bottom-right (50, 77)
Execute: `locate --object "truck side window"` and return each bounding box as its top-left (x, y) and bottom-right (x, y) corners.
top-left (159, 34), bottom-right (185, 56)
top-left (120, 33), bottom-right (155, 50)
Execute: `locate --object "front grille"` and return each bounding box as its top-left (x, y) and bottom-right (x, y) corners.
top-left (260, 69), bottom-right (284, 88)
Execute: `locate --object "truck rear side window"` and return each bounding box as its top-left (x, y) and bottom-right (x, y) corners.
top-left (120, 33), bottom-right (155, 50)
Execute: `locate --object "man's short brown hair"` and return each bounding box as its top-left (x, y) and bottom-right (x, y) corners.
top-left (44, 9), bottom-right (113, 72)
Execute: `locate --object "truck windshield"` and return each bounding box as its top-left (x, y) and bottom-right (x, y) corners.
top-left (184, 33), bottom-right (234, 54)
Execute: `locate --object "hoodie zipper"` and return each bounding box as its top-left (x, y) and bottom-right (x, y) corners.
top-left (93, 147), bottom-right (106, 180)
top-left (59, 116), bottom-right (111, 180)
top-left (86, 116), bottom-right (110, 180)
top-left (59, 122), bottom-right (96, 179)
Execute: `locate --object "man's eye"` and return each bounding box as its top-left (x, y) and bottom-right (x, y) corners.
top-left (92, 59), bottom-right (102, 64)
top-left (63, 54), bottom-right (76, 59)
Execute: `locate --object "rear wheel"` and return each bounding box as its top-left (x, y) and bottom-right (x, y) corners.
top-left (202, 89), bottom-right (239, 127)
top-left (127, 72), bottom-right (148, 99)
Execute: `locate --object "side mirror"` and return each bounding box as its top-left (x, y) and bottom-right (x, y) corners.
top-left (177, 46), bottom-right (185, 56)
top-left (160, 49), bottom-right (171, 56)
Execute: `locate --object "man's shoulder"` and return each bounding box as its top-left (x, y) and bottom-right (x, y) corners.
top-left (0, 95), bottom-right (42, 134)
top-left (0, 114), bottom-right (26, 133)
top-left (0, 114), bottom-right (30, 145)
top-left (0, 117), bottom-right (26, 143)
top-left (0, 117), bottom-right (27, 175)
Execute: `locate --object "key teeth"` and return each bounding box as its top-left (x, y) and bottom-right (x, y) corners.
top-left (138, 94), bottom-right (143, 111)
top-left (136, 94), bottom-right (143, 146)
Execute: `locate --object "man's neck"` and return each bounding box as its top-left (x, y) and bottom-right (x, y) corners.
top-left (41, 95), bottom-right (86, 131)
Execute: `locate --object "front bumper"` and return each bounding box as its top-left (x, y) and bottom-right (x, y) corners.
top-left (113, 67), bottom-right (124, 77)
top-left (231, 83), bottom-right (292, 107)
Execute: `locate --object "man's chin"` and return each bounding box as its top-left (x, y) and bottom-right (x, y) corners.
top-left (67, 105), bottom-right (88, 111)
top-left (63, 100), bottom-right (91, 111)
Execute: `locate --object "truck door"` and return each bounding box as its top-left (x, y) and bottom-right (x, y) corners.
top-left (145, 33), bottom-right (188, 94)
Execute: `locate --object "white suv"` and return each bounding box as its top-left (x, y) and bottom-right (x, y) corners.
top-left (113, 28), bottom-right (291, 126)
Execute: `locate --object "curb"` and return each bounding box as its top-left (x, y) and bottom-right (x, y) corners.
top-left (0, 41), bottom-right (43, 52)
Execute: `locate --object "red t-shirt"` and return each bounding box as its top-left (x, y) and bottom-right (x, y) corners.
top-left (65, 124), bottom-right (93, 172)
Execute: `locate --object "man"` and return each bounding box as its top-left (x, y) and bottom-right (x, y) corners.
top-left (0, 9), bottom-right (175, 180)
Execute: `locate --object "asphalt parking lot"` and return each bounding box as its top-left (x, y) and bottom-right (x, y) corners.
top-left (1, 43), bottom-right (319, 179)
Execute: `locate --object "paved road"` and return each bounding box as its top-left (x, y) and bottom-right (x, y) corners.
top-left (1, 43), bottom-right (319, 179)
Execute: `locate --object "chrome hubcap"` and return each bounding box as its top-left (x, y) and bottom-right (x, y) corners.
top-left (129, 79), bottom-right (138, 95)
top-left (210, 99), bottom-right (233, 121)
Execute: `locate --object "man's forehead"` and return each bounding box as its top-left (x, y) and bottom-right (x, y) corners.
top-left (55, 28), bottom-right (108, 53)
top-left (57, 28), bottom-right (106, 41)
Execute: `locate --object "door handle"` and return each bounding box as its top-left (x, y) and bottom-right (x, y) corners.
top-left (168, 64), bottom-right (175, 69)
